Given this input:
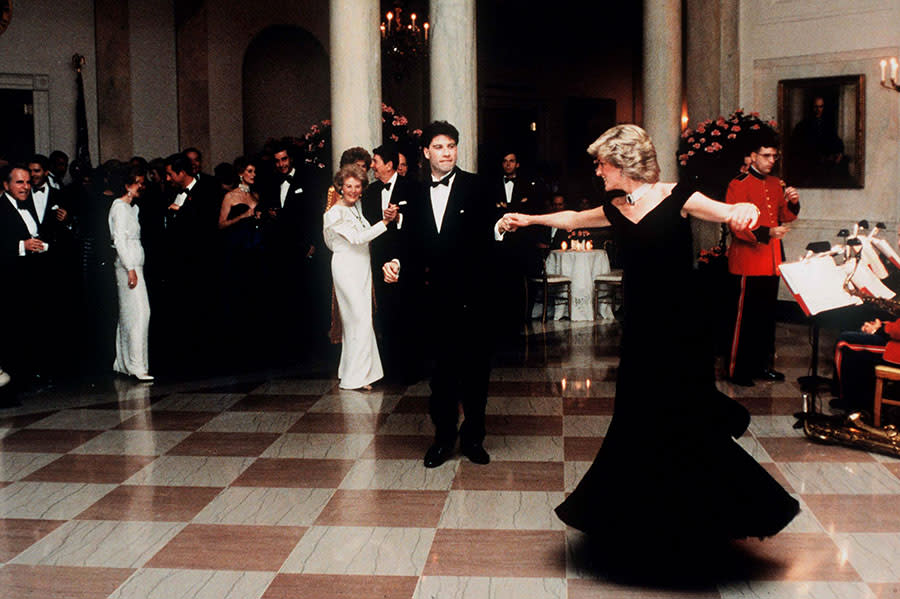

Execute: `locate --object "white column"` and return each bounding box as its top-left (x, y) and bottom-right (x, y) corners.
top-left (429, 0), bottom-right (478, 171)
top-left (643, 0), bottom-right (682, 181)
top-left (330, 0), bottom-right (382, 169)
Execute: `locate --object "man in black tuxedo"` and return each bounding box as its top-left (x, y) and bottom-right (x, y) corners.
top-left (383, 121), bottom-right (514, 468)
top-left (540, 193), bottom-right (570, 249)
top-left (162, 152), bottom-right (223, 372)
top-left (0, 164), bottom-right (55, 388)
top-left (362, 143), bottom-right (417, 382)
top-left (183, 147), bottom-right (209, 181)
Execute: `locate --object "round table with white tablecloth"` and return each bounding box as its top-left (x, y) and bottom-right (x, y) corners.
top-left (539, 249), bottom-right (612, 321)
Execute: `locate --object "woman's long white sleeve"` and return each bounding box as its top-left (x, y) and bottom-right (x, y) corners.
top-left (323, 208), bottom-right (387, 249)
top-left (108, 201), bottom-right (144, 270)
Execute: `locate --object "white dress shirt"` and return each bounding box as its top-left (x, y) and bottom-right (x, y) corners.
top-left (174, 177), bottom-right (197, 207)
top-left (381, 171), bottom-right (403, 229)
top-left (430, 171), bottom-right (455, 233)
top-left (31, 185), bottom-right (48, 223)
top-left (6, 192), bottom-right (39, 256)
top-left (503, 177), bottom-right (514, 204)
top-left (279, 168), bottom-right (296, 208)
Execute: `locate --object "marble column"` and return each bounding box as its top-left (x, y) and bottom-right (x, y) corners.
top-left (643, 0), bottom-right (682, 181)
top-left (430, 0), bottom-right (478, 171)
top-left (330, 0), bottom-right (382, 169)
top-left (95, 0), bottom-right (133, 162)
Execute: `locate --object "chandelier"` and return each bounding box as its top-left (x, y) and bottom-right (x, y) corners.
top-left (380, 2), bottom-right (429, 78)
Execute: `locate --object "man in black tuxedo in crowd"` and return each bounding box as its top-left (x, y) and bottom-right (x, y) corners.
top-left (362, 143), bottom-right (417, 383)
top-left (383, 121), bottom-right (514, 468)
top-left (48, 150), bottom-right (69, 190)
top-left (0, 164), bottom-right (56, 392)
top-left (183, 147), bottom-right (209, 181)
top-left (540, 193), bottom-right (571, 249)
top-left (161, 152), bottom-right (222, 372)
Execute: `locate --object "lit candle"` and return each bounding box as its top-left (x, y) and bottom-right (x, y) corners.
top-left (386, 11), bottom-right (393, 33)
top-left (380, 23), bottom-right (386, 38)
top-left (561, 241), bottom-right (567, 251)
top-left (410, 13), bottom-right (416, 28)
top-left (881, 59), bottom-right (888, 84)
top-left (586, 240), bottom-right (593, 250)
top-left (892, 57), bottom-right (899, 84)
top-left (423, 22), bottom-right (429, 41)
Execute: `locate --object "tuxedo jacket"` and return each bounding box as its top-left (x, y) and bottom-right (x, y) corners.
top-left (396, 169), bottom-right (496, 318)
top-left (165, 175), bottom-right (222, 268)
top-left (263, 169), bottom-right (319, 256)
top-left (490, 176), bottom-right (533, 217)
top-left (362, 175), bottom-right (417, 275)
top-left (0, 194), bottom-right (52, 287)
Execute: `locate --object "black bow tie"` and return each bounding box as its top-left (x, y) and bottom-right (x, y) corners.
top-left (282, 174), bottom-right (294, 184)
top-left (383, 182), bottom-right (392, 191)
top-left (33, 186), bottom-right (46, 195)
top-left (504, 176), bottom-right (515, 184)
top-left (431, 173), bottom-right (453, 188)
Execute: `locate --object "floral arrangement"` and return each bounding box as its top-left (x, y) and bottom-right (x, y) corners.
top-left (677, 109), bottom-right (778, 202)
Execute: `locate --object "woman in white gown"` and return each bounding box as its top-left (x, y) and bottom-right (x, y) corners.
top-left (109, 166), bottom-right (153, 381)
top-left (324, 164), bottom-right (396, 390)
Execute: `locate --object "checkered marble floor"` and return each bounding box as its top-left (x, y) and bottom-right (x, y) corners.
top-left (1, 321), bottom-right (899, 598)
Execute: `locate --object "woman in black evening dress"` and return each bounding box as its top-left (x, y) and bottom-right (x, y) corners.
top-left (507, 125), bottom-right (799, 554)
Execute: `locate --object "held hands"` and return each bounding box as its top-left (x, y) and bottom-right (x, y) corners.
top-left (784, 186), bottom-right (799, 204)
top-left (383, 204), bottom-right (399, 223)
top-left (504, 213), bottom-right (531, 232)
top-left (728, 203), bottom-right (759, 233)
top-left (23, 238), bottom-right (46, 253)
top-left (862, 319), bottom-right (883, 335)
top-left (383, 260), bottom-right (400, 284)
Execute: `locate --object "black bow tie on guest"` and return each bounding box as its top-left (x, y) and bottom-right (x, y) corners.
top-left (504, 176), bottom-right (515, 184)
top-left (33, 185), bottom-right (46, 195)
top-left (383, 182), bottom-right (392, 191)
top-left (282, 174), bottom-right (294, 184)
top-left (430, 173), bottom-right (453, 188)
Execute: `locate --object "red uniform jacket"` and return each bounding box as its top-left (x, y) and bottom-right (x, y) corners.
top-left (726, 168), bottom-right (800, 276)
top-left (883, 319), bottom-right (900, 364)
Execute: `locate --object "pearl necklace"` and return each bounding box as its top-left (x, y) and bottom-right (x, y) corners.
top-left (238, 183), bottom-right (250, 193)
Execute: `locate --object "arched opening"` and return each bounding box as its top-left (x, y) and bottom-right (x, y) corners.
top-left (242, 25), bottom-right (329, 155)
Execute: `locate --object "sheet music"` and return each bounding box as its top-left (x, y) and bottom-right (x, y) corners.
top-left (871, 237), bottom-right (900, 269)
top-left (778, 256), bottom-right (862, 316)
top-left (850, 259), bottom-right (896, 299)
top-left (858, 237), bottom-right (889, 279)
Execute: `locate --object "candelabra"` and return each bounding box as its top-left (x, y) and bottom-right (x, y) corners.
top-left (879, 57), bottom-right (900, 92)
top-left (380, 2), bottom-right (429, 79)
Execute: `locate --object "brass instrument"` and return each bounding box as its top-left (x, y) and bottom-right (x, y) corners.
top-left (796, 401), bottom-right (900, 458)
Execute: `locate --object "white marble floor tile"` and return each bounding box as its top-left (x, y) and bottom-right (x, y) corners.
top-left (249, 379), bottom-right (335, 395)
top-left (485, 397), bottom-right (563, 416)
top-left (25, 409), bottom-right (139, 430)
top-left (749, 415), bottom-right (807, 438)
top-left (0, 481), bottom-right (116, 519)
top-left (109, 568), bottom-right (276, 599)
top-left (339, 459), bottom-right (458, 491)
top-left (718, 581), bottom-right (876, 598)
top-left (414, 576), bottom-right (566, 599)
top-left (192, 486), bottom-right (334, 526)
top-left (779, 462), bottom-right (900, 494)
top-left (0, 427), bottom-right (14, 439)
top-left (123, 455), bottom-right (256, 487)
top-left (564, 462), bottom-right (591, 494)
top-left (280, 525), bottom-right (435, 575)
top-left (782, 495), bottom-right (826, 533)
top-left (0, 452), bottom-right (62, 481)
top-left (198, 411), bottom-right (303, 433)
top-left (69, 430), bottom-right (190, 456)
top-left (261, 433), bottom-right (373, 459)
top-left (832, 533), bottom-right (900, 583)
top-left (308, 391), bottom-right (401, 414)
top-left (10, 519), bottom-right (184, 568)
top-left (736, 435), bottom-right (774, 463)
top-left (377, 413), bottom-right (434, 436)
top-left (562, 415), bottom-right (611, 437)
top-left (869, 451), bottom-right (900, 464)
top-left (487, 436), bottom-right (564, 462)
top-left (439, 490), bottom-right (566, 530)
top-left (150, 393), bottom-right (244, 412)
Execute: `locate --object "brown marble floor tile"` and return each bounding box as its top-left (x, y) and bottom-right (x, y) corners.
top-left (231, 457), bottom-right (355, 488)
top-left (489, 381), bottom-right (562, 397)
top-left (564, 397), bottom-right (615, 415)
top-left (167, 432), bottom-right (280, 457)
top-left (262, 573), bottom-right (419, 599)
top-left (22, 454), bottom-right (156, 484)
top-left (735, 397), bottom-right (803, 415)
top-left (75, 485), bottom-right (223, 522)
top-left (0, 429), bottom-right (101, 453)
top-left (315, 489), bottom-right (448, 527)
top-left (760, 462), bottom-right (794, 492)
top-left (453, 461), bottom-right (564, 491)
top-left (424, 529), bottom-right (566, 577)
top-left (0, 519), bottom-right (66, 562)
top-left (392, 396), bottom-right (430, 413)
top-left (229, 394), bottom-right (320, 412)
top-left (0, 564), bottom-right (134, 599)
top-left (193, 380), bottom-right (266, 393)
top-left (731, 533), bottom-right (861, 581)
top-left (868, 583), bottom-right (900, 598)
top-left (0, 482), bottom-right (10, 489)
top-left (0, 411), bottom-right (59, 429)
top-left (759, 437), bottom-right (877, 462)
top-left (565, 437), bottom-right (604, 461)
top-left (885, 462), bottom-right (900, 481)
top-left (145, 523), bottom-right (305, 571)
top-left (484, 414), bottom-right (563, 436)
top-left (287, 412), bottom-right (387, 434)
top-left (801, 495), bottom-right (900, 532)
top-left (567, 579), bottom-right (720, 598)
top-left (89, 398), bottom-right (156, 411)
top-left (361, 434), bottom-right (432, 459)
top-left (115, 410), bottom-right (216, 431)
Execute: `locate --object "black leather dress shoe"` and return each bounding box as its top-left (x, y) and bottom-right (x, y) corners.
top-left (756, 369), bottom-right (785, 382)
top-left (423, 444), bottom-right (454, 468)
top-left (461, 443), bottom-right (490, 465)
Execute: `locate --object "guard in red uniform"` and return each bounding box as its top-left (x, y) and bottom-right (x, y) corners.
top-left (727, 137), bottom-right (800, 386)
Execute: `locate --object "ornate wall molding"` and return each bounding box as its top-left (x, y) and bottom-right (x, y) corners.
top-left (0, 72), bottom-right (50, 153)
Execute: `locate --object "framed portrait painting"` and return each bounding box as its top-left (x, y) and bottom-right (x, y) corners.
top-left (778, 75), bottom-right (865, 189)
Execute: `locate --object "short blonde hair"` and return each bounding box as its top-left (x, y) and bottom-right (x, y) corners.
top-left (587, 124), bottom-right (660, 184)
top-left (334, 163), bottom-right (369, 191)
